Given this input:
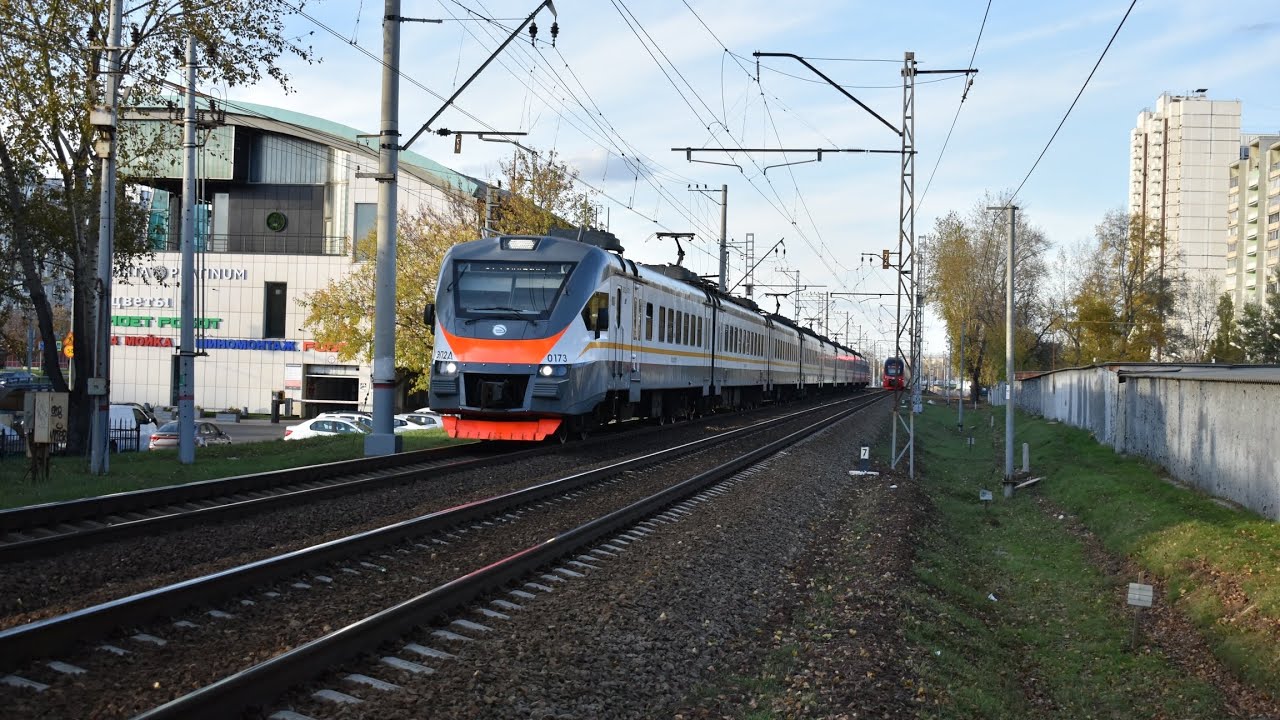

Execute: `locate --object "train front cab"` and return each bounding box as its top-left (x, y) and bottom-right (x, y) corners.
top-left (883, 356), bottom-right (906, 390)
top-left (427, 234), bottom-right (625, 441)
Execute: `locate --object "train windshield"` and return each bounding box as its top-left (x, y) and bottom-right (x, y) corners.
top-left (453, 261), bottom-right (576, 319)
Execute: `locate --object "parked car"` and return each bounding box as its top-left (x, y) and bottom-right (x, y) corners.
top-left (315, 412), bottom-right (373, 430)
top-left (109, 403), bottom-right (159, 452)
top-left (410, 408), bottom-right (444, 424)
top-left (398, 412), bottom-right (443, 430)
top-left (284, 417), bottom-right (370, 441)
top-left (149, 421), bottom-right (233, 450)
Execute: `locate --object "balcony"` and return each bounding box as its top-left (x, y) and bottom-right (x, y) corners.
top-left (1249, 171), bottom-right (1260, 189)
top-left (1227, 248), bottom-right (1238, 260)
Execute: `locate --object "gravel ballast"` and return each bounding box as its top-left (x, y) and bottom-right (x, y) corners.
top-left (268, 401), bottom-right (902, 719)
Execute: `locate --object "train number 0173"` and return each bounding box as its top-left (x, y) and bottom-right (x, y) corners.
top-left (545, 353), bottom-right (568, 363)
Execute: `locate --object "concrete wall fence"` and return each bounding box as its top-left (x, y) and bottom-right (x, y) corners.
top-left (1010, 364), bottom-right (1280, 521)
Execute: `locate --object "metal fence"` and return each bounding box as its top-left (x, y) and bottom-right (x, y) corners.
top-left (0, 420), bottom-right (144, 459)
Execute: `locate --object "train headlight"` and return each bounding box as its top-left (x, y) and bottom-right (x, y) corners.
top-left (537, 364), bottom-right (568, 377)
top-left (437, 361), bottom-right (458, 375)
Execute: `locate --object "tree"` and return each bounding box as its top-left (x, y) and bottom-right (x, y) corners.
top-left (0, 1), bottom-right (315, 454)
top-left (302, 150), bottom-right (596, 393)
top-left (1057, 210), bottom-right (1179, 364)
top-left (1179, 276), bottom-right (1223, 362)
top-left (1233, 267), bottom-right (1280, 363)
top-left (492, 150), bottom-right (598, 235)
top-left (925, 193), bottom-right (1050, 401)
top-left (1207, 293), bottom-right (1245, 363)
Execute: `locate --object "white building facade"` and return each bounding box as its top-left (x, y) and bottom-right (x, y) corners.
top-left (1128, 92), bottom-right (1242, 290)
top-left (1226, 135), bottom-right (1280, 308)
top-left (111, 101), bottom-right (478, 416)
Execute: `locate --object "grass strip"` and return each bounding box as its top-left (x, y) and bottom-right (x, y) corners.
top-left (908, 402), bottom-right (1228, 718)
top-left (1001, 403), bottom-right (1280, 698)
top-left (0, 431), bottom-right (458, 510)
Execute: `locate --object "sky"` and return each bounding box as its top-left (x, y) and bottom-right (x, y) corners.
top-left (226, 0), bottom-right (1280, 357)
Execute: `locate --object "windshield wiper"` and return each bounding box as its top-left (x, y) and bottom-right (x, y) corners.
top-left (463, 307), bottom-right (540, 325)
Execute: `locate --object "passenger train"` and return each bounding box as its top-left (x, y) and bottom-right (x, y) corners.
top-left (425, 229), bottom-right (871, 441)
top-left (883, 357), bottom-right (907, 390)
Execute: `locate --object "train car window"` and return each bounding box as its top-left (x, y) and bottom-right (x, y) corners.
top-left (682, 314), bottom-right (690, 346)
top-left (646, 303), bottom-right (653, 340)
top-left (581, 291), bottom-right (610, 332)
top-left (659, 307), bottom-right (667, 342)
top-left (615, 289), bottom-right (622, 328)
top-left (696, 317), bottom-right (703, 347)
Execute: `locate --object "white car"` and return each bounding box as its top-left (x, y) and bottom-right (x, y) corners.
top-left (314, 412), bottom-right (373, 430)
top-left (398, 412), bottom-right (443, 430)
top-left (394, 413), bottom-right (442, 433)
top-left (284, 417), bottom-right (370, 441)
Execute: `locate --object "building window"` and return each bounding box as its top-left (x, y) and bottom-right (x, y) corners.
top-left (264, 282), bottom-right (287, 339)
top-left (354, 203), bottom-right (376, 261)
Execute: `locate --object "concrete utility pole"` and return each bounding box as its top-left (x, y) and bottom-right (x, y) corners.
top-left (177, 37), bottom-right (199, 464)
top-left (89, 0), bottom-right (123, 475)
top-left (957, 325), bottom-right (964, 429)
top-left (989, 204), bottom-right (1018, 495)
top-left (718, 184), bottom-right (728, 292)
top-left (366, 0), bottom-right (403, 456)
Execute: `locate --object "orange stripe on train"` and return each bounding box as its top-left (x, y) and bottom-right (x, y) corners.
top-left (441, 327), bottom-right (568, 364)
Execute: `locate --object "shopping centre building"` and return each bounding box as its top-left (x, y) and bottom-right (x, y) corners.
top-left (113, 100), bottom-right (479, 416)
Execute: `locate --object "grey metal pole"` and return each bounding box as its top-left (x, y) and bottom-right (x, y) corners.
top-left (1004, 205), bottom-right (1017, 493)
top-left (177, 37), bottom-right (198, 464)
top-left (958, 326), bottom-right (964, 428)
top-left (366, 0), bottom-right (403, 456)
top-left (718, 184), bottom-right (728, 292)
top-left (90, 0), bottom-right (123, 475)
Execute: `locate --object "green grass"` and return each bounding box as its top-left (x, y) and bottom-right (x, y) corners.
top-left (0, 430), bottom-right (461, 510)
top-left (907, 401), bottom-right (1276, 717)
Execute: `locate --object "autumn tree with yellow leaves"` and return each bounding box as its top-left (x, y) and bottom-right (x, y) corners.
top-left (301, 151), bottom-right (596, 394)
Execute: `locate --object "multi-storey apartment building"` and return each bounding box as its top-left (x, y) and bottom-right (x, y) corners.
top-left (1129, 92), bottom-right (1242, 291)
top-left (1226, 136), bottom-right (1280, 308)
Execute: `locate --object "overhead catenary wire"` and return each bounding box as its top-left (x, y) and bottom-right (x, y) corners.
top-left (1007, 0), bottom-right (1138, 205)
top-left (917, 0), bottom-right (991, 214)
top-left (617, 0), bottom-right (854, 286)
top-left (441, 0), bottom-right (725, 250)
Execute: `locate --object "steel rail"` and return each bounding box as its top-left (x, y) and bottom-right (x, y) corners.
top-left (0, 395), bottom-right (879, 671)
top-left (0, 442), bottom-right (526, 562)
top-left (0, 442), bottom-right (485, 533)
top-left (133, 393), bottom-right (886, 719)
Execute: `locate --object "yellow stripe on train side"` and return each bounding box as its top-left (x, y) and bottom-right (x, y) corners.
top-left (576, 341), bottom-right (814, 368)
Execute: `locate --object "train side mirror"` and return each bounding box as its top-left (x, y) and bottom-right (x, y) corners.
top-left (423, 302), bottom-right (436, 328)
top-left (595, 307), bottom-right (609, 338)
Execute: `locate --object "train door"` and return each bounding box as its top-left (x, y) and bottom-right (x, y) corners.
top-left (628, 284), bottom-right (642, 402)
top-left (611, 285), bottom-right (625, 387)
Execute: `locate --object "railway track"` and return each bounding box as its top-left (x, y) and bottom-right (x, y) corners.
top-left (0, 393), bottom-right (886, 718)
top-left (0, 404), bottom-right (731, 562)
top-left (0, 442), bottom-right (525, 561)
